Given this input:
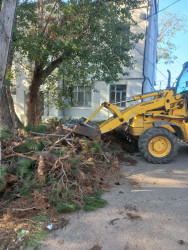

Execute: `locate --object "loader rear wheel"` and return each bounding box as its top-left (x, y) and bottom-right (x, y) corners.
top-left (138, 127), bottom-right (178, 164)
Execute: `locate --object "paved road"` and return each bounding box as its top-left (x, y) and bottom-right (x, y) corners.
top-left (40, 143), bottom-right (188, 250)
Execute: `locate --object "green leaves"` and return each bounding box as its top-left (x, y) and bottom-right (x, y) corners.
top-left (83, 189), bottom-right (107, 211)
top-left (13, 0), bottom-right (144, 109)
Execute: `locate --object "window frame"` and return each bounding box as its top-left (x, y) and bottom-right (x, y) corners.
top-left (110, 84), bottom-right (127, 107)
top-left (72, 85), bottom-right (92, 108)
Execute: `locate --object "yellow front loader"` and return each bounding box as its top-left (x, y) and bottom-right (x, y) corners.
top-left (64, 61), bottom-right (188, 164)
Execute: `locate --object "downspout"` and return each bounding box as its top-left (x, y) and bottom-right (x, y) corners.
top-left (142, 0), bottom-right (158, 94)
top-left (141, 1), bottom-right (149, 95)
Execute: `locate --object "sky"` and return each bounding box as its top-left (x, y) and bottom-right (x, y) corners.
top-left (156, 0), bottom-right (188, 90)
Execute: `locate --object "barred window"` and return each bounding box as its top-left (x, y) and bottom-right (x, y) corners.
top-left (73, 86), bottom-right (91, 107)
top-left (110, 84), bottom-right (126, 107)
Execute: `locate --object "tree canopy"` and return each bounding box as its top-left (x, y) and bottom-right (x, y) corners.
top-left (12, 0), bottom-right (145, 124)
top-left (158, 11), bottom-right (187, 64)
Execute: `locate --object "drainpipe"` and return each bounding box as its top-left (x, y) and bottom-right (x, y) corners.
top-left (141, 1), bottom-right (149, 95)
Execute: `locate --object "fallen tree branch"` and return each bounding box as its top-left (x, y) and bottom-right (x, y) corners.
top-left (3, 153), bottom-right (38, 161)
top-left (3, 153), bottom-right (54, 166)
top-left (30, 131), bottom-right (72, 137)
top-left (12, 207), bottom-right (38, 211)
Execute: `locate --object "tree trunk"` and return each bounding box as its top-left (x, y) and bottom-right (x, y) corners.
top-left (0, 86), bottom-right (23, 129)
top-left (6, 85), bottom-right (23, 128)
top-left (0, 0), bottom-right (18, 91)
top-left (25, 66), bottom-right (43, 125)
top-left (0, 0), bottom-right (20, 131)
top-left (25, 56), bottom-right (64, 126)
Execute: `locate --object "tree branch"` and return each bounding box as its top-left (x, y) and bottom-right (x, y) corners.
top-left (42, 0), bottom-right (59, 35)
top-left (42, 55), bottom-right (64, 79)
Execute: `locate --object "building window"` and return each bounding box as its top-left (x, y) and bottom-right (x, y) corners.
top-left (73, 86), bottom-right (91, 107)
top-left (110, 84), bottom-right (126, 107)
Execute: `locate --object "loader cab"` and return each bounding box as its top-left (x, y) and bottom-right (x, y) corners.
top-left (176, 61), bottom-right (188, 94)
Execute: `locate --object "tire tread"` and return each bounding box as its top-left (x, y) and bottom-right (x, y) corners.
top-left (138, 127), bottom-right (178, 164)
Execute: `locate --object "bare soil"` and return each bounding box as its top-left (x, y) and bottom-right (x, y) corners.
top-left (39, 143), bottom-right (188, 250)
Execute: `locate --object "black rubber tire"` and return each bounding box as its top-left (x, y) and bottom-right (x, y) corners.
top-left (138, 127), bottom-right (178, 164)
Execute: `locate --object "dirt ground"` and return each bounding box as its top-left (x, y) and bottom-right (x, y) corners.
top-left (38, 143), bottom-right (188, 250)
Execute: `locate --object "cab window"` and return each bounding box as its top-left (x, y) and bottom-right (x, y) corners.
top-left (176, 67), bottom-right (188, 94)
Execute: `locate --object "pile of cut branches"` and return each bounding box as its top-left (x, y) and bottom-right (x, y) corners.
top-left (1, 125), bottom-right (121, 216)
top-left (0, 125), bottom-right (123, 248)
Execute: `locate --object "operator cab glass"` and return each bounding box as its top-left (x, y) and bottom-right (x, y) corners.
top-left (176, 61), bottom-right (188, 94)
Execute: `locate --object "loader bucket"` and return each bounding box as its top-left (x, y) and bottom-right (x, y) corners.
top-left (63, 119), bottom-right (101, 140)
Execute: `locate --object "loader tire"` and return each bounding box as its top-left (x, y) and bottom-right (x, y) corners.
top-left (138, 127), bottom-right (178, 164)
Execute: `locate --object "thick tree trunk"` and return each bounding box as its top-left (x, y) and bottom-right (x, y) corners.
top-left (25, 65), bottom-right (43, 125)
top-left (25, 57), bottom-right (64, 125)
top-left (25, 87), bottom-right (41, 126)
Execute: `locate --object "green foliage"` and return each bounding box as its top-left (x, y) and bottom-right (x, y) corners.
top-left (32, 213), bottom-right (52, 223)
top-left (16, 158), bottom-right (33, 180)
top-left (25, 226), bottom-right (48, 248)
top-left (16, 139), bottom-right (45, 153)
top-left (22, 124), bottom-right (49, 133)
top-left (51, 147), bottom-right (68, 156)
top-left (49, 189), bottom-right (80, 213)
top-left (12, 0), bottom-right (145, 115)
top-left (13, 158), bottom-right (38, 196)
top-left (0, 165), bottom-right (7, 191)
top-left (60, 147), bottom-right (68, 155)
top-left (90, 141), bottom-right (102, 154)
top-left (1, 127), bottom-right (10, 142)
top-left (69, 156), bottom-right (79, 166)
top-left (82, 139), bottom-right (89, 147)
top-left (83, 189), bottom-right (107, 211)
top-left (56, 202), bottom-right (79, 213)
top-left (14, 175), bottom-right (42, 197)
top-left (47, 117), bottom-right (64, 127)
top-left (67, 168), bottom-right (79, 177)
